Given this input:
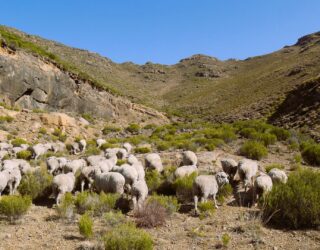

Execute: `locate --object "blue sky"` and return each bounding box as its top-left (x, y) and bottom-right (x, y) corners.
top-left (1, 1), bottom-right (319, 64)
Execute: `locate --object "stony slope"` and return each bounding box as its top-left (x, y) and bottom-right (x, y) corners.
top-left (1, 26), bottom-right (320, 135)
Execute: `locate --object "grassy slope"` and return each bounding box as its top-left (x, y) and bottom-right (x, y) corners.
top-left (1, 25), bottom-right (320, 123)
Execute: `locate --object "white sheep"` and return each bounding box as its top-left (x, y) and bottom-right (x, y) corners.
top-left (96, 139), bottom-right (106, 148)
top-left (2, 159), bottom-right (31, 175)
top-left (127, 154), bottom-right (139, 165)
top-left (86, 155), bottom-right (106, 166)
top-left (112, 164), bottom-right (138, 191)
top-left (0, 150), bottom-right (9, 160)
top-left (268, 168), bottom-right (288, 184)
top-left (123, 142), bottom-right (132, 153)
top-left (52, 172), bottom-right (76, 204)
top-left (220, 158), bottom-right (238, 179)
top-left (79, 166), bottom-right (96, 192)
top-left (254, 173), bottom-right (273, 201)
top-left (64, 159), bottom-right (87, 174)
top-left (31, 143), bottom-right (52, 160)
top-left (0, 170), bottom-right (10, 196)
top-left (145, 153), bottom-right (163, 173)
top-left (131, 162), bottom-right (145, 181)
top-left (71, 142), bottom-right (81, 155)
top-left (94, 171), bottom-right (125, 194)
top-left (182, 151), bottom-right (198, 166)
top-left (46, 156), bottom-right (67, 175)
top-left (4, 167), bottom-right (22, 195)
top-left (79, 139), bottom-right (87, 153)
top-left (105, 148), bottom-right (127, 160)
top-left (131, 179), bottom-right (148, 210)
top-left (233, 159), bottom-right (258, 192)
top-left (174, 165), bottom-right (198, 179)
top-left (0, 142), bottom-right (13, 151)
top-left (193, 172), bottom-right (229, 211)
top-left (50, 142), bottom-right (66, 153)
top-left (10, 144), bottom-right (29, 157)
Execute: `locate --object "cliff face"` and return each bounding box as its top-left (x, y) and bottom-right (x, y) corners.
top-left (0, 46), bottom-right (168, 124)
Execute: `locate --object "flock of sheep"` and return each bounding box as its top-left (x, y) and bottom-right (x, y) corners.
top-left (0, 138), bottom-right (288, 213)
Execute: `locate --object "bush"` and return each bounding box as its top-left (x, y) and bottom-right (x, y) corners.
top-left (0, 115), bottom-right (14, 123)
top-left (103, 223), bottom-right (153, 250)
top-left (74, 191), bottom-right (98, 214)
top-left (197, 201), bottom-right (215, 219)
top-left (52, 128), bottom-right (67, 142)
top-left (81, 113), bottom-right (94, 123)
top-left (102, 125), bottom-right (121, 135)
top-left (217, 183), bottom-right (233, 203)
top-left (11, 138), bottom-right (27, 147)
top-left (126, 123), bottom-right (140, 134)
top-left (252, 132), bottom-right (277, 146)
top-left (145, 170), bottom-right (163, 193)
top-left (270, 127), bottom-right (290, 141)
top-left (16, 150), bottom-right (32, 160)
top-left (95, 192), bottom-right (120, 215)
top-left (18, 167), bottom-right (53, 200)
top-left (104, 211), bottom-right (126, 227)
top-left (301, 143), bottom-right (320, 166)
top-left (147, 195), bottom-right (180, 215)
top-left (134, 200), bottom-right (167, 228)
top-left (0, 195), bottom-right (32, 222)
top-left (173, 172), bottom-right (197, 202)
top-left (134, 147), bottom-right (151, 154)
top-left (156, 141), bottom-right (171, 151)
top-left (39, 127), bottom-right (47, 135)
top-left (263, 169), bottom-right (320, 229)
top-left (78, 213), bottom-right (93, 239)
top-left (265, 164), bottom-right (285, 173)
top-left (56, 193), bottom-right (75, 220)
top-left (221, 233), bottom-right (231, 247)
top-left (239, 141), bottom-right (268, 160)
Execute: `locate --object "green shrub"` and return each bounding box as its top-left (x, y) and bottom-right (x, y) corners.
top-left (39, 127), bottom-right (47, 134)
top-left (85, 146), bottom-right (101, 156)
top-left (265, 164), bottom-right (285, 173)
top-left (239, 127), bottom-right (256, 138)
top-left (103, 223), bottom-right (153, 250)
top-left (81, 113), bottom-right (94, 123)
top-left (135, 147), bottom-right (151, 154)
top-left (126, 123), bottom-right (141, 134)
top-left (217, 183), bottom-right (233, 203)
top-left (52, 128), bottom-right (67, 142)
top-left (102, 125), bottom-right (121, 135)
top-left (252, 132), bottom-right (277, 146)
top-left (197, 201), bottom-right (215, 219)
top-left (11, 138), bottom-right (27, 147)
top-left (56, 193), bottom-right (75, 220)
top-left (100, 143), bottom-right (119, 150)
top-left (145, 170), bottom-right (163, 193)
top-left (18, 167), bottom-right (53, 200)
top-left (147, 195), bottom-right (180, 215)
top-left (16, 150), bottom-right (32, 160)
top-left (74, 191), bottom-right (98, 214)
top-left (239, 141), bottom-right (268, 160)
top-left (0, 195), bottom-right (32, 222)
top-left (270, 127), bottom-right (290, 141)
top-left (134, 200), bottom-right (167, 228)
top-left (301, 143), bottom-right (320, 166)
top-left (263, 169), bottom-right (320, 229)
top-left (221, 233), bottom-right (231, 247)
top-left (32, 108), bottom-right (45, 113)
top-left (104, 211), bottom-right (126, 227)
top-left (156, 141), bottom-right (171, 151)
top-left (0, 115), bottom-right (14, 123)
top-left (94, 192), bottom-right (120, 215)
top-left (116, 159), bottom-right (127, 166)
top-left (173, 172), bottom-right (198, 202)
top-left (78, 213), bottom-right (93, 239)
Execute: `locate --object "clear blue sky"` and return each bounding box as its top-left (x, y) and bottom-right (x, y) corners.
top-left (1, 1), bottom-right (319, 64)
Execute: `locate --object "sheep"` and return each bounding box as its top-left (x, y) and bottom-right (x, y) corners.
top-left (182, 151), bottom-right (198, 166)
top-left (193, 172), bottom-right (229, 211)
top-left (220, 158), bottom-right (238, 180)
top-left (0, 142), bottom-right (12, 151)
top-left (94, 171), bottom-right (125, 194)
top-left (174, 165), bottom-right (198, 179)
top-left (96, 159), bottom-right (115, 173)
top-left (123, 142), bottom-right (132, 153)
top-left (1, 166), bottom-right (22, 195)
top-left (79, 166), bottom-right (96, 192)
top-left (52, 172), bottom-right (76, 204)
top-left (71, 142), bottom-right (81, 155)
top-left (127, 154), bottom-right (139, 165)
top-left (0, 150), bottom-right (9, 160)
top-left (233, 159), bottom-right (258, 192)
top-left (0, 170), bottom-right (10, 196)
top-left (145, 153), bottom-right (163, 173)
top-left (254, 173), bottom-right (273, 202)
top-left (131, 162), bottom-right (145, 181)
top-left (63, 159), bottom-right (87, 174)
top-left (86, 155), bottom-right (106, 166)
top-left (105, 148), bottom-right (127, 160)
top-left (50, 142), bottom-right (66, 153)
top-left (2, 159), bottom-right (31, 175)
top-left (10, 144), bottom-right (29, 157)
top-left (46, 156), bottom-right (67, 175)
top-left (31, 143), bottom-right (52, 160)
top-left (79, 139), bottom-right (87, 153)
top-left (131, 179), bottom-right (148, 210)
top-left (268, 168), bottom-right (288, 184)
top-left (112, 164), bottom-right (139, 191)
top-left (96, 139), bottom-right (106, 148)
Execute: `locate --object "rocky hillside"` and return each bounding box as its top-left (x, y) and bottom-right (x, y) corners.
top-left (0, 26), bottom-right (320, 135)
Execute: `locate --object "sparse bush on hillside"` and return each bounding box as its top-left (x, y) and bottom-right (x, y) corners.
top-left (197, 201), bottom-right (215, 219)
top-left (240, 140), bottom-right (268, 160)
top-left (104, 211), bottom-right (126, 227)
top-left (263, 169), bottom-right (320, 229)
top-left (134, 200), bottom-right (167, 228)
top-left (11, 138), bottom-right (27, 147)
top-left (0, 115), bottom-right (14, 123)
top-left (173, 172), bottom-right (198, 202)
top-left (52, 128), bottom-right (67, 142)
top-left (217, 183), bottom-right (233, 203)
top-left (102, 125), bottom-right (121, 135)
top-left (16, 150), bottom-right (32, 160)
top-left (78, 213), bottom-right (93, 239)
top-left (126, 123), bottom-right (140, 134)
top-left (56, 193), bottom-right (75, 220)
top-left (265, 163), bottom-right (285, 173)
top-left (81, 113), bottom-right (94, 123)
top-left (103, 223), bottom-right (153, 250)
top-left (270, 127), bottom-right (290, 141)
top-left (100, 143), bottom-right (119, 150)
top-left (0, 195), bottom-right (32, 222)
top-left (301, 142), bottom-right (320, 166)
top-left (38, 127), bottom-right (47, 134)
top-left (145, 170), bottom-right (163, 193)
top-left (135, 147), bottom-right (151, 154)
top-left (252, 132), bottom-right (277, 146)
top-left (147, 195), bottom-right (180, 215)
top-left (18, 167), bottom-right (53, 200)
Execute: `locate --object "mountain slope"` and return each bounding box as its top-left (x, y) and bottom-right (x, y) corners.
top-left (0, 25), bottom-right (320, 134)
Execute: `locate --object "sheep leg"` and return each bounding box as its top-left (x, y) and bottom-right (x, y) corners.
top-left (213, 194), bottom-right (218, 209)
top-left (81, 180), bottom-right (85, 192)
top-left (194, 195), bottom-right (198, 213)
top-left (8, 182), bottom-right (13, 195)
top-left (132, 196), bottom-right (137, 210)
top-left (56, 192), bottom-right (63, 205)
